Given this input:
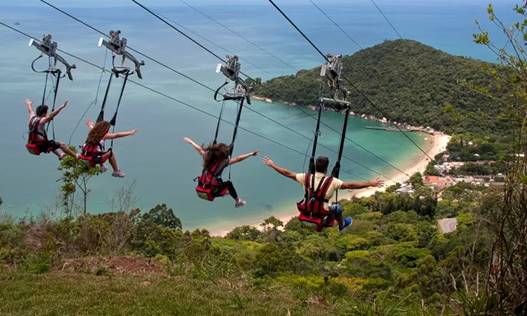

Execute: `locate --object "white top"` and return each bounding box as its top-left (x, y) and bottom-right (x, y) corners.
top-left (295, 172), bottom-right (344, 201)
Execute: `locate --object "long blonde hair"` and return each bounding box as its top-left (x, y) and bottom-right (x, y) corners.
top-left (86, 121), bottom-right (111, 146)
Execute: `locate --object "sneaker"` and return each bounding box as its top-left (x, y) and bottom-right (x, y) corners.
top-left (58, 152), bottom-right (66, 160)
top-left (112, 170), bottom-right (126, 178)
top-left (235, 199), bottom-right (247, 208)
top-left (339, 217), bottom-right (353, 233)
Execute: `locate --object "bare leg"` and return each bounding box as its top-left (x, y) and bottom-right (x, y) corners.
top-left (108, 152), bottom-right (119, 172)
top-left (59, 142), bottom-right (77, 158)
top-left (107, 151), bottom-right (125, 177)
top-left (51, 149), bottom-right (62, 158)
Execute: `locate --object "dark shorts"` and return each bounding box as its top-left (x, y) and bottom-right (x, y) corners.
top-left (91, 149), bottom-right (112, 165)
top-left (38, 140), bottom-right (61, 153)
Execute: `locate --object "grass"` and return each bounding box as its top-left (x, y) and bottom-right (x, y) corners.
top-left (0, 271), bottom-right (334, 315)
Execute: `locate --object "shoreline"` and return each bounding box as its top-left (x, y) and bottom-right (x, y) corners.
top-left (209, 131), bottom-right (451, 237)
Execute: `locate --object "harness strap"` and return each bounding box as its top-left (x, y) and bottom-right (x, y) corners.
top-left (314, 176), bottom-right (328, 199)
top-left (46, 69), bottom-right (62, 140)
top-left (109, 70), bottom-right (130, 148)
top-left (213, 100), bottom-right (226, 145)
top-left (304, 174), bottom-right (330, 214)
top-left (303, 173), bottom-right (311, 200)
top-left (317, 176), bottom-right (333, 201)
top-left (82, 143), bottom-right (106, 156)
top-left (28, 117), bottom-right (47, 142)
top-left (97, 72), bottom-right (114, 123)
top-left (39, 56), bottom-right (52, 108)
top-left (209, 159), bottom-right (229, 178)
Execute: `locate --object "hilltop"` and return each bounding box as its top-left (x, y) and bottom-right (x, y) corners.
top-left (255, 39), bottom-right (513, 141)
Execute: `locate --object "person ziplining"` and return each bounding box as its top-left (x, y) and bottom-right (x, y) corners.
top-left (25, 34), bottom-right (77, 159)
top-left (79, 119), bottom-right (137, 177)
top-left (25, 98), bottom-right (76, 159)
top-left (189, 55), bottom-right (258, 207)
top-left (77, 30), bottom-right (144, 177)
top-left (263, 54), bottom-right (383, 232)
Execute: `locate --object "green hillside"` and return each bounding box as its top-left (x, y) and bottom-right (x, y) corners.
top-left (0, 181), bottom-right (497, 315)
top-left (255, 39), bottom-right (513, 140)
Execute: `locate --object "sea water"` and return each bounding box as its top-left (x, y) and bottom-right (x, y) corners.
top-left (0, 0), bottom-right (516, 229)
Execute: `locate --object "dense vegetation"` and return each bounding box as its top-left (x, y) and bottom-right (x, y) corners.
top-left (255, 39), bottom-right (517, 143)
top-left (0, 181), bottom-right (499, 314)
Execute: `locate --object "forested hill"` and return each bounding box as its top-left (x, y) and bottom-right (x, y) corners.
top-left (254, 39), bottom-right (512, 139)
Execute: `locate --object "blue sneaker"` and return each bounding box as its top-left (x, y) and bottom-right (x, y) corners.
top-left (339, 217), bottom-right (353, 233)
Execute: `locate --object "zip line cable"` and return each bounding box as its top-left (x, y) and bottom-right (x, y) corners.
top-left (131, 0), bottom-right (256, 82)
top-left (266, 0), bottom-right (434, 161)
top-left (159, 13), bottom-right (273, 77)
top-left (369, 0), bottom-right (403, 39)
top-left (309, 0), bottom-right (363, 50)
top-left (0, 21), bottom-right (320, 167)
top-left (298, 107), bottom-right (409, 177)
top-left (37, 2), bottom-right (399, 178)
top-left (125, 1), bottom-right (400, 176)
top-left (68, 49), bottom-right (108, 144)
top-left (36, 0), bottom-right (412, 181)
top-left (244, 105), bottom-right (388, 179)
top-left (40, 0), bottom-right (215, 93)
top-left (366, 0), bottom-right (474, 130)
top-left (178, 0), bottom-right (298, 73)
top-left (2, 22), bottom-right (373, 181)
top-left (18, 0), bottom-right (404, 179)
top-left (301, 2), bottom-right (410, 176)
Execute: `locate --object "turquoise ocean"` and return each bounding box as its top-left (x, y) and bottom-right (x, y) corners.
top-left (0, 0), bottom-right (516, 230)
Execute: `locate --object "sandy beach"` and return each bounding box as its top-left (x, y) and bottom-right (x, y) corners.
top-left (210, 131), bottom-right (451, 237)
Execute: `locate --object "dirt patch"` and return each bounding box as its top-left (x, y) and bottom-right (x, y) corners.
top-left (60, 256), bottom-right (166, 276)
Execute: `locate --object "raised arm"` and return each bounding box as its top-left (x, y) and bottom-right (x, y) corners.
top-left (86, 119), bottom-right (95, 130)
top-left (262, 156), bottom-right (297, 181)
top-left (229, 151), bottom-right (258, 165)
top-left (340, 178), bottom-right (384, 190)
top-left (104, 129), bottom-right (138, 140)
top-left (25, 99), bottom-right (35, 118)
top-left (40, 100), bottom-right (69, 124)
top-left (183, 137), bottom-right (206, 156)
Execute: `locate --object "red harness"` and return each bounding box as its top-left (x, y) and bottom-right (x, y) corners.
top-left (195, 159), bottom-right (229, 201)
top-left (78, 143), bottom-right (108, 166)
top-left (25, 117), bottom-right (48, 155)
top-left (297, 173), bottom-right (335, 231)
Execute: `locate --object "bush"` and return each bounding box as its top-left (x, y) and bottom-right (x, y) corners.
top-left (226, 225), bottom-right (262, 241)
top-left (131, 204), bottom-right (184, 258)
top-left (253, 243), bottom-right (309, 277)
top-left (23, 253), bottom-right (51, 274)
top-left (0, 220), bottom-right (29, 265)
top-left (140, 204), bottom-right (182, 230)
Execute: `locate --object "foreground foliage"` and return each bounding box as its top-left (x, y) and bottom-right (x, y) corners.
top-left (0, 184), bottom-right (499, 314)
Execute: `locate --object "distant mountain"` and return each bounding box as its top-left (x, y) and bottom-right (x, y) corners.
top-left (254, 40), bottom-right (513, 139)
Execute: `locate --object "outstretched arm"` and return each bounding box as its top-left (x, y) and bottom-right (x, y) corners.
top-left (183, 137), bottom-right (205, 156)
top-left (341, 178), bottom-right (384, 190)
top-left (229, 151), bottom-right (258, 165)
top-left (104, 129), bottom-right (138, 140)
top-left (40, 100), bottom-right (69, 124)
top-left (86, 119), bottom-right (95, 130)
top-left (25, 99), bottom-right (35, 118)
top-left (262, 156), bottom-right (296, 181)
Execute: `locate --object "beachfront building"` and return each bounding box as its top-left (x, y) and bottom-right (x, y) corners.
top-left (424, 175), bottom-right (455, 191)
